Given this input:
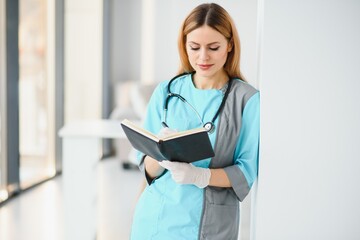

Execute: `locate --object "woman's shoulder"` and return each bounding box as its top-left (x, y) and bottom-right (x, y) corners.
top-left (158, 73), bottom-right (192, 90)
top-left (150, 73), bottom-right (190, 98)
top-left (229, 79), bottom-right (259, 113)
top-left (231, 78), bottom-right (259, 97)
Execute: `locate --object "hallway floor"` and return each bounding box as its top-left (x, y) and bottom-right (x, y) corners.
top-left (0, 157), bottom-right (144, 240)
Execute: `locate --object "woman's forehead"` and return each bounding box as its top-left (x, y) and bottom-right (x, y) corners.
top-left (186, 26), bottom-right (227, 44)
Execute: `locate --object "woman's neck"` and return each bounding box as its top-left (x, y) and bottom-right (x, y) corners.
top-left (193, 71), bottom-right (229, 90)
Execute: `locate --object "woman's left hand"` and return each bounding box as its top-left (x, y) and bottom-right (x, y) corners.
top-left (159, 161), bottom-right (211, 188)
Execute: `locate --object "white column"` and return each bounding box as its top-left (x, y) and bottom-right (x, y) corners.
top-left (255, 1), bottom-right (360, 239)
top-left (64, 0), bottom-right (103, 122)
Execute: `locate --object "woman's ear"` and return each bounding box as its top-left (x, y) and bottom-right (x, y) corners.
top-left (228, 39), bottom-right (233, 52)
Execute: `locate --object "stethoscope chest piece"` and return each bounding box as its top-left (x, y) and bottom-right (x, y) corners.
top-left (204, 122), bottom-right (215, 134)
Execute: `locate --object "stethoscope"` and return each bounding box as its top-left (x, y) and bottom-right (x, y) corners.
top-left (162, 72), bottom-right (233, 134)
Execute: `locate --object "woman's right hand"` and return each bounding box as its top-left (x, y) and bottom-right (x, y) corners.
top-left (157, 127), bottom-right (177, 138)
top-left (144, 155), bottom-right (165, 179)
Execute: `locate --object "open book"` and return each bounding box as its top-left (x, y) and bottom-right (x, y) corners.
top-left (120, 119), bottom-right (215, 163)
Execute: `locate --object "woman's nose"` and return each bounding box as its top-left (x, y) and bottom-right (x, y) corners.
top-left (199, 48), bottom-right (209, 61)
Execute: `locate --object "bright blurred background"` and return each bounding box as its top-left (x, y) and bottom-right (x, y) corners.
top-left (1, 0), bottom-right (360, 240)
top-left (0, 0), bottom-right (259, 239)
top-left (0, 0), bottom-right (259, 198)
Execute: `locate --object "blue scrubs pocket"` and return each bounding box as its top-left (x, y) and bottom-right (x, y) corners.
top-left (130, 186), bottom-right (163, 239)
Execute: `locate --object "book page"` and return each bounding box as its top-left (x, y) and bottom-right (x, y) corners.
top-left (122, 119), bottom-right (207, 142)
top-left (162, 128), bottom-right (207, 141)
top-left (121, 119), bottom-right (159, 142)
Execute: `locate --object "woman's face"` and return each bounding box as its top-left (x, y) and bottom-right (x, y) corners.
top-left (186, 25), bottom-right (231, 79)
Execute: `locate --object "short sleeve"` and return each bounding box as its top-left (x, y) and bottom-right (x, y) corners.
top-left (136, 82), bottom-right (168, 181)
top-left (223, 92), bottom-right (260, 201)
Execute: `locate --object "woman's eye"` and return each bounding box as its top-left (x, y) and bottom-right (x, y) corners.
top-left (188, 46), bottom-right (219, 51)
top-left (209, 47), bottom-right (220, 51)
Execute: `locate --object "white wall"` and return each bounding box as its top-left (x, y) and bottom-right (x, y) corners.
top-left (110, 0), bottom-right (142, 83)
top-left (65, 0), bottom-right (103, 122)
top-left (255, 1), bottom-right (360, 239)
top-left (110, 0), bottom-right (259, 87)
top-left (150, 0), bottom-right (259, 87)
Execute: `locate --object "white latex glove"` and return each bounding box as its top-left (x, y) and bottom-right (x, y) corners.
top-left (159, 160), bottom-right (211, 188)
top-left (157, 127), bottom-right (177, 138)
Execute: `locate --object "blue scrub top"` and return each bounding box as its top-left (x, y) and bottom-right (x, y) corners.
top-left (131, 74), bottom-right (259, 240)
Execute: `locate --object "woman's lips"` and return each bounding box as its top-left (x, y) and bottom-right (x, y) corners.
top-left (198, 64), bottom-right (213, 70)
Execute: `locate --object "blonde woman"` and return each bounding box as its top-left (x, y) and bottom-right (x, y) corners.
top-left (131, 3), bottom-right (259, 239)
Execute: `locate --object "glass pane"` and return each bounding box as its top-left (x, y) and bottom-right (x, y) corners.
top-left (19, 0), bottom-right (55, 188)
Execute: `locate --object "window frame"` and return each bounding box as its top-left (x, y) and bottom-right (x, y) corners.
top-left (5, 0), bottom-right (21, 196)
top-left (0, 0), bottom-right (8, 202)
top-left (0, 0), bottom-right (64, 204)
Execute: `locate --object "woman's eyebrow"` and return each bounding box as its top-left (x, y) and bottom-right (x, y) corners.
top-left (188, 41), bottom-right (220, 45)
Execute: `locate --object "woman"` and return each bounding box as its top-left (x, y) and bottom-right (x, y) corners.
top-left (131, 3), bottom-right (259, 240)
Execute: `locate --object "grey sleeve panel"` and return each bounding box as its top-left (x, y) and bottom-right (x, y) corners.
top-left (138, 154), bottom-right (146, 172)
top-left (138, 154), bottom-right (152, 185)
top-left (221, 81), bottom-right (257, 201)
top-left (214, 80), bottom-right (258, 201)
top-left (211, 80), bottom-right (258, 168)
top-left (223, 165), bottom-right (250, 202)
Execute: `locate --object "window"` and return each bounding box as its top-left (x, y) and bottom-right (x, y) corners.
top-left (19, 0), bottom-right (56, 188)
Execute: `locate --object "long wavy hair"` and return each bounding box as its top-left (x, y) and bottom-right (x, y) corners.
top-left (177, 3), bottom-right (245, 81)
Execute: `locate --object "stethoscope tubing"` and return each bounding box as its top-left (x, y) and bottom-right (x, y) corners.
top-left (162, 72), bottom-right (233, 133)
